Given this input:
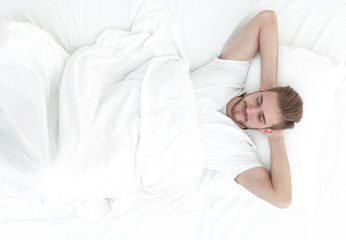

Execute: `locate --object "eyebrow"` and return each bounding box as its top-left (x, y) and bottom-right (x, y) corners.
top-left (261, 94), bottom-right (266, 125)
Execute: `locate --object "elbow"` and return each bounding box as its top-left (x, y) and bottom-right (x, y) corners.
top-left (257, 10), bottom-right (277, 26)
top-left (274, 194), bottom-right (292, 209)
top-left (258, 10), bottom-right (277, 21)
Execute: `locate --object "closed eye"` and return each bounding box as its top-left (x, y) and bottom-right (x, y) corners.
top-left (260, 94), bottom-right (263, 105)
top-left (257, 95), bottom-right (263, 106)
top-left (258, 113), bottom-right (265, 123)
top-left (261, 94), bottom-right (266, 124)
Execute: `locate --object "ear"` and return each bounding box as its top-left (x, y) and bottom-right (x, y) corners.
top-left (258, 87), bottom-right (269, 92)
top-left (258, 129), bottom-right (272, 134)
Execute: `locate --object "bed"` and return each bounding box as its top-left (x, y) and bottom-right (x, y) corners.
top-left (0, 0), bottom-right (345, 239)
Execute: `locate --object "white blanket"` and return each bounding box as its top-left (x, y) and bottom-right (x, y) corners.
top-left (0, 0), bottom-right (205, 207)
top-left (41, 0), bottom-right (205, 204)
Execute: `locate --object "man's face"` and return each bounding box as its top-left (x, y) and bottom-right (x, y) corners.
top-left (231, 91), bottom-right (283, 130)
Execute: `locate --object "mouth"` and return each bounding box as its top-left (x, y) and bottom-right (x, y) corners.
top-left (242, 104), bottom-right (245, 119)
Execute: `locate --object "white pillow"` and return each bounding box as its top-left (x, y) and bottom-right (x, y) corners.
top-left (0, 20), bottom-right (68, 203)
top-left (245, 46), bottom-right (343, 170)
top-left (251, 0), bottom-right (346, 68)
top-left (201, 46), bottom-right (344, 201)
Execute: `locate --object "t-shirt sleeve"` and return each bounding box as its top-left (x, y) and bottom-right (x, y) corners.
top-left (225, 145), bottom-right (264, 180)
top-left (204, 143), bottom-right (264, 181)
top-left (190, 57), bottom-right (251, 109)
top-left (190, 57), bottom-right (251, 89)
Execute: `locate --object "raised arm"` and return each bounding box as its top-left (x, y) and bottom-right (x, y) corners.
top-left (219, 10), bottom-right (279, 89)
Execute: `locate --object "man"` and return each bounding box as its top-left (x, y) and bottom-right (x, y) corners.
top-left (192, 10), bottom-right (303, 208)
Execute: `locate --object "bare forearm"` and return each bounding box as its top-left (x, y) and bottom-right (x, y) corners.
top-left (259, 12), bottom-right (278, 89)
top-left (268, 132), bottom-right (292, 207)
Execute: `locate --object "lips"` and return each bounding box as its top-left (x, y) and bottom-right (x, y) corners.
top-left (241, 104), bottom-right (245, 118)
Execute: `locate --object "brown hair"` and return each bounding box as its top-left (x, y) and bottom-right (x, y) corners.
top-left (267, 86), bottom-right (303, 130)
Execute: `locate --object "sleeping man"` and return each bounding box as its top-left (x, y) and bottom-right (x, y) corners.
top-left (191, 10), bottom-right (303, 208)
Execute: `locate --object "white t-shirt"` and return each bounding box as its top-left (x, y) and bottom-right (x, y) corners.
top-left (191, 57), bottom-right (263, 180)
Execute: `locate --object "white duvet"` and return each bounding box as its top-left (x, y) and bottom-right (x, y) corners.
top-left (0, 0), bottom-right (204, 206)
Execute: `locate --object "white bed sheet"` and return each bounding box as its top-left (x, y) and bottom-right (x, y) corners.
top-left (0, 0), bottom-right (345, 240)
